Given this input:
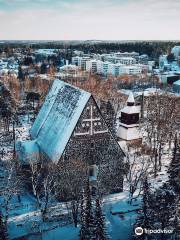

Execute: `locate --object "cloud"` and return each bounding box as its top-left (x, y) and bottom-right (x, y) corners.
top-left (0, 0), bottom-right (179, 40)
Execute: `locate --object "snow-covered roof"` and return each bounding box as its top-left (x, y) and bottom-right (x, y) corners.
top-left (60, 64), bottom-right (78, 70)
top-left (30, 79), bottom-right (91, 163)
top-left (121, 105), bottom-right (140, 114)
top-left (127, 92), bottom-right (135, 103)
top-left (34, 49), bottom-right (58, 55)
top-left (173, 79), bottom-right (180, 86)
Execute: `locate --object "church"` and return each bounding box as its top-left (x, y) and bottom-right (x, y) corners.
top-left (16, 79), bottom-right (125, 193)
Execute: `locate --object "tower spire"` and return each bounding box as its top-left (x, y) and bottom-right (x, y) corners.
top-left (127, 92), bottom-right (135, 106)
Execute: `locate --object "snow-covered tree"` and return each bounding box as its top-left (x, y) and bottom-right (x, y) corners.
top-left (168, 135), bottom-right (180, 194)
top-left (80, 180), bottom-right (95, 240)
top-left (141, 177), bottom-right (153, 228)
top-left (94, 199), bottom-right (110, 240)
top-left (29, 161), bottom-right (56, 220)
top-left (142, 93), bottom-right (180, 176)
top-left (125, 150), bottom-right (150, 204)
top-left (0, 212), bottom-right (8, 240)
top-left (133, 177), bottom-right (153, 239)
top-left (1, 160), bottom-right (22, 222)
top-left (134, 176), bottom-right (179, 239)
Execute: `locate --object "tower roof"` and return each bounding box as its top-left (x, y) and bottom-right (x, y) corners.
top-left (127, 92), bottom-right (135, 103)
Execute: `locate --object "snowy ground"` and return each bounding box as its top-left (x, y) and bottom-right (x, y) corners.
top-left (6, 191), bottom-right (140, 240)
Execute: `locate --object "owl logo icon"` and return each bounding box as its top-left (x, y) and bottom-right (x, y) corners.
top-left (135, 227), bottom-right (144, 236)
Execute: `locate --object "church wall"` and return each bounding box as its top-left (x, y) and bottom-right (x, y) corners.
top-left (62, 96), bottom-right (125, 193)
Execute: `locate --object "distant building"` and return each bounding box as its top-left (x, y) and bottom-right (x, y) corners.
top-left (117, 92), bottom-right (141, 141)
top-left (86, 60), bottom-right (98, 73)
top-left (95, 61), bottom-right (142, 76)
top-left (159, 55), bottom-right (168, 71)
top-left (72, 56), bottom-right (91, 70)
top-left (104, 56), bottom-right (136, 65)
top-left (160, 73), bottom-right (180, 85)
top-left (114, 52), bottom-right (139, 59)
top-left (121, 65), bottom-right (142, 75)
top-left (171, 46), bottom-right (180, 60)
top-left (173, 80), bottom-right (180, 94)
top-left (97, 61), bottom-right (109, 75)
top-left (138, 54), bottom-right (149, 64)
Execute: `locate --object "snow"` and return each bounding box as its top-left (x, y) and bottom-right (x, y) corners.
top-left (121, 105), bottom-right (140, 114)
top-left (16, 140), bottom-right (39, 164)
top-left (34, 49), bottom-right (58, 56)
top-left (31, 79), bottom-right (91, 163)
top-left (127, 91), bottom-right (135, 103)
top-left (173, 79), bottom-right (180, 86)
top-left (7, 191), bottom-right (140, 240)
top-left (103, 191), bottom-right (141, 240)
top-left (41, 225), bottom-right (79, 240)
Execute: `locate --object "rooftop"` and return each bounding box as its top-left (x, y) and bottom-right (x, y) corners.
top-left (30, 79), bottom-right (91, 163)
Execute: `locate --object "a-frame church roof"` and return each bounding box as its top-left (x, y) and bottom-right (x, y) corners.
top-left (30, 79), bottom-right (91, 163)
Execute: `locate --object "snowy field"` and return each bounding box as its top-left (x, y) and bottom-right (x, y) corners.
top-left (6, 191), bottom-right (140, 240)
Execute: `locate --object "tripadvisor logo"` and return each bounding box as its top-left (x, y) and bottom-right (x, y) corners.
top-left (135, 227), bottom-right (143, 236)
top-left (135, 227), bottom-right (174, 236)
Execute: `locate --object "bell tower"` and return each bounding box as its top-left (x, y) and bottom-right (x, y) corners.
top-left (117, 92), bottom-right (141, 141)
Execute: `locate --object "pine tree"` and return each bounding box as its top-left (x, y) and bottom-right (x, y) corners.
top-left (80, 180), bottom-right (95, 240)
top-left (0, 212), bottom-right (8, 240)
top-left (133, 177), bottom-right (153, 239)
top-left (168, 135), bottom-right (180, 194)
top-left (153, 185), bottom-right (176, 230)
top-left (94, 199), bottom-right (110, 240)
top-left (168, 134), bottom-right (180, 238)
top-left (80, 197), bottom-right (87, 240)
top-left (141, 177), bottom-right (153, 229)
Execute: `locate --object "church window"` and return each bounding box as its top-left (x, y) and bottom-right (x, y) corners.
top-left (89, 165), bottom-right (97, 179)
top-left (91, 142), bottom-right (94, 148)
top-left (89, 167), bottom-right (94, 177)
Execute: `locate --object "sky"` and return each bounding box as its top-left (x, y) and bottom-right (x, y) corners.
top-left (0, 0), bottom-right (179, 40)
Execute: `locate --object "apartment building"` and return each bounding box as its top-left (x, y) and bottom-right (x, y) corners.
top-left (72, 56), bottom-right (91, 70)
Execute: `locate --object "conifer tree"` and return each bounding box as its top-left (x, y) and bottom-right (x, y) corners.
top-left (80, 198), bottom-right (86, 240)
top-left (0, 212), bottom-right (8, 240)
top-left (134, 177), bottom-right (153, 239)
top-left (168, 134), bottom-right (180, 194)
top-left (141, 177), bottom-right (153, 229)
top-left (80, 180), bottom-right (95, 240)
top-left (94, 198), bottom-right (110, 240)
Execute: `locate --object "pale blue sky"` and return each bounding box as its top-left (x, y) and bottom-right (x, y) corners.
top-left (0, 0), bottom-right (179, 40)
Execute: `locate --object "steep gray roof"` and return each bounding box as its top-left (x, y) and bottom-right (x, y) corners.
top-left (30, 79), bottom-right (91, 163)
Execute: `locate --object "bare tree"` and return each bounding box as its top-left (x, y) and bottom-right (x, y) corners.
top-left (125, 147), bottom-right (150, 204)
top-left (0, 160), bottom-right (22, 222)
top-left (142, 92), bottom-right (180, 176)
top-left (29, 160), bottom-right (56, 220)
